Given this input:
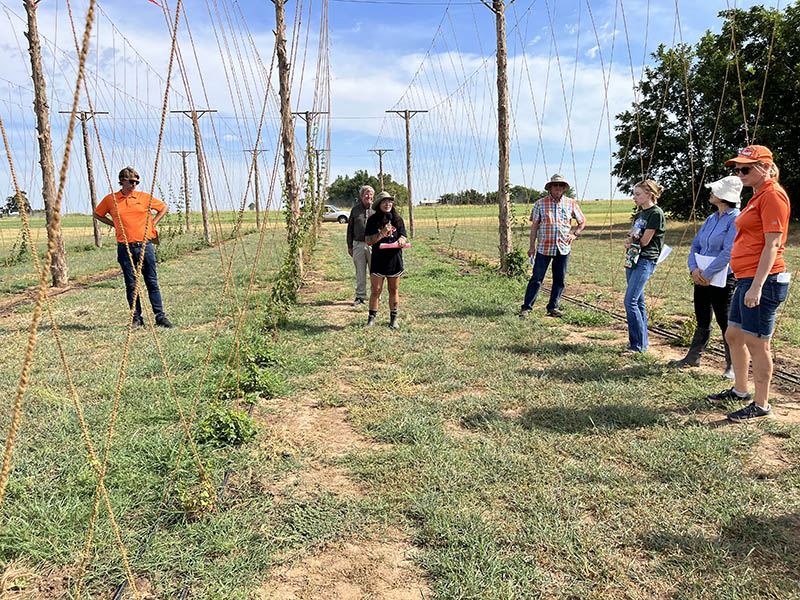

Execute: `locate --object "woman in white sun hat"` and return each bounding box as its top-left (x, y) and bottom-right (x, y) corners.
top-left (670, 175), bottom-right (742, 377)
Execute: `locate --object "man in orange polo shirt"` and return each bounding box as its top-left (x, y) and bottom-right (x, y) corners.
top-left (94, 167), bottom-right (174, 329)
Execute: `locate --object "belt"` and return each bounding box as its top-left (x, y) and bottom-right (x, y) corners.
top-left (118, 241), bottom-right (146, 248)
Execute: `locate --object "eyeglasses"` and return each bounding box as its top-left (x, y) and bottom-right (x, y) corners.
top-left (126, 179), bottom-right (140, 185)
top-left (550, 183), bottom-right (567, 188)
top-left (731, 167), bottom-right (751, 176)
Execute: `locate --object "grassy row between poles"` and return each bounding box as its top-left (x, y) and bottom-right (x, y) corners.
top-left (2, 224), bottom-right (798, 597)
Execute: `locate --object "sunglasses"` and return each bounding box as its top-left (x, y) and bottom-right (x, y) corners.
top-left (550, 183), bottom-right (567, 188)
top-left (125, 179), bottom-right (140, 185)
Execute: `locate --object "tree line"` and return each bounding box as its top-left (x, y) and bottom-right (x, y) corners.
top-left (437, 185), bottom-right (574, 206)
top-left (613, 4), bottom-right (799, 218)
top-left (326, 173), bottom-right (575, 207)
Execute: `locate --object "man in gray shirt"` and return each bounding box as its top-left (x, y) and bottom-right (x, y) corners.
top-left (346, 185), bottom-right (375, 305)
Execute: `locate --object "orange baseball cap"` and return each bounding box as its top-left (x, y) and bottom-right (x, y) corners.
top-left (725, 145), bottom-right (773, 166)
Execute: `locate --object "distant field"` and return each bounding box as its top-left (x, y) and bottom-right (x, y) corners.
top-left (0, 210), bottom-right (285, 295)
top-left (0, 210), bottom-right (272, 248)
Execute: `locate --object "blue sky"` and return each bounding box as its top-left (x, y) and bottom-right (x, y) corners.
top-left (0, 0), bottom-right (784, 213)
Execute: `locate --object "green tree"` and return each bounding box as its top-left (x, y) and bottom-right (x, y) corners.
top-left (4, 191), bottom-right (31, 215)
top-left (326, 170), bottom-right (408, 208)
top-left (613, 5), bottom-right (800, 218)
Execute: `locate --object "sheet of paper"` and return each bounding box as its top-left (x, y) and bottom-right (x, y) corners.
top-left (694, 253), bottom-right (729, 287)
top-left (656, 244), bottom-right (672, 265)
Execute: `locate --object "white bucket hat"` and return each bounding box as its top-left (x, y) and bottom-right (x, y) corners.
top-left (705, 175), bottom-right (742, 208)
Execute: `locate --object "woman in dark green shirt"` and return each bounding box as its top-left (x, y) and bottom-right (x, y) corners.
top-left (623, 180), bottom-right (666, 353)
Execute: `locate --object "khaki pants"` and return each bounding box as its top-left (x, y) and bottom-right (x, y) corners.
top-left (352, 240), bottom-right (372, 300)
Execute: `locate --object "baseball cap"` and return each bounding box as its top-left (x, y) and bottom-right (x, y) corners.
top-left (724, 145), bottom-right (773, 166)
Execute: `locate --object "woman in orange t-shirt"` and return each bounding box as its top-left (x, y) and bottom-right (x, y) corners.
top-left (707, 146), bottom-right (791, 423)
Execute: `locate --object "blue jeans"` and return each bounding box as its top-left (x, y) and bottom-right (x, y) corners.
top-left (624, 258), bottom-right (656, 351)
top-left (521, 251), bottom-right (570, 311)
top-left (117, 242), bottom-right (164, 320)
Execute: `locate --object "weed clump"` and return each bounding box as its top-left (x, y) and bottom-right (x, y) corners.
top-left (503, 249), bottom-right (528, 278)
top-left (173, 474), bottom-right (217, 521)
top-left (197, 403), bottom-right (256, 448)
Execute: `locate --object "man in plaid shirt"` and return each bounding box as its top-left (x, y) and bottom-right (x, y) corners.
top-left (519, 173), bottom-right (586, 318)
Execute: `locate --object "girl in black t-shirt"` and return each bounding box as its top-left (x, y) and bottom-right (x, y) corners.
top-left (364, 191), bottom-right (407, 329)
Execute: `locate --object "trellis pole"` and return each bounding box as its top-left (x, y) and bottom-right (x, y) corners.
top-left (25, 0), bottom-right (68, 286)
top-left (482, 0), bottom-right (514, 271)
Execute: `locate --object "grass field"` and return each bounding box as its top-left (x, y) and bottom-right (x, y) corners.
top-left (0, 209), bottom-right (798, 598)
top-left (0, 211), bottom-right (281, 295)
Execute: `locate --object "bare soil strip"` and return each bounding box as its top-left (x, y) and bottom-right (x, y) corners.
top-left (255, 267), bottom-right (430, 599)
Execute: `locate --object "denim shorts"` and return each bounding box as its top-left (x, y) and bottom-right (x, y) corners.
top-left (728, 273), bottom-right (790, 338)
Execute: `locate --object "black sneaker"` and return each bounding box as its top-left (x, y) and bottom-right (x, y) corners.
top-left (707, 387), bottom-right (751, 403)
top-left (727, 402), bottom-right (771, 423)
top-left (546, 308), bottom-right (563, 318)
top-left (519, 308), bottom-right (531, 319)
top-left (132, 316), bottom-right (144, 329)
top-left (352, 298), bottom-right (365, 306)
top-left (365, 315), bottom-right (376, 329)
top-left (156, 316), bottom-right (174, 329)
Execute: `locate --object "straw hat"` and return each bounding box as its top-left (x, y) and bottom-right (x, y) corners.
top-left (544, 173), bottom-right (570, 191)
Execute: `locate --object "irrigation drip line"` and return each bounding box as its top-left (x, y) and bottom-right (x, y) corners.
top-left (550, 287), bottom-right (800, 390)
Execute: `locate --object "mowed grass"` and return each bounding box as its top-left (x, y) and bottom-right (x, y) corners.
top-left (1, 216), bottom-right (799, 598)
top-left (0, 227), bottom-right (386, 596)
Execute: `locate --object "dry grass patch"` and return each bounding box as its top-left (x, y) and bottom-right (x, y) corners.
top-left (259, 534), bottom-right (430, 600)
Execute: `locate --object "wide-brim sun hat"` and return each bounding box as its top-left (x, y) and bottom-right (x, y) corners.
top-left (544, 173), bottom-right (571, 191)
top-left (372, 190), bottom-right (394, 210)
top-left (705, 175), bottom-right (743, 208)
top-left (724, 144), bottom-right (773, 166)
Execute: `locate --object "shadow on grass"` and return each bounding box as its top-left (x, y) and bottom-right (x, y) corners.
top-left (279, 320), bottom-right (348, 334)
top-left (522, 362), bottom-right (661, 384)
top-left (461, 409), bottom-right (512, 432)
top-left (308, 299), bottom-right (352, 307)
top-left (425, 307), bottom-right (507, 319)
top-left (641, 513), bottom-right (800, 592)
top-left (520, 403), bottom-right (663, 433)
top-left (38, 322), bottom-right (99, 332)
top-left (504, 341), bottom-right (615, 357)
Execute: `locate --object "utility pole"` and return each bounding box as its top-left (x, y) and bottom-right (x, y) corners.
top-left (292, 110), bottom-right (328, 213)
top-left (482, 0), bottom-right (513, 270)
top-left (169, 150), bottom-right (194, 232)
top-left (171, 109), bottom-right (216, 245)
top-left (274, 0), bottom-right (302, 275)
top-left (62, 109), bottom-right (107, 248)
top-left (369, 148), bottom-right (393, 191)
top-left (386, 110), bottom-right (426, 238)
top-left (243, 148), bottom-right (268, 228)
top-left (25, 0), bottom-right (68, 286)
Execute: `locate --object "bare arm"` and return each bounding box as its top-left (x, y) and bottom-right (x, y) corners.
top-left (152, 205), bottom-right (168, 227)
top-left (744, 232), bottom-right (782, 307)
top-left (527, 220), bottom-right (540, 257)
top-left (573, 204), bottom-right (586, 236)
top-left (365, 222), bottom-right (393, 246)
top-left (93, 212), bottom-right (114, 227)
top-left (639, 228), bottom-right (656, 247)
